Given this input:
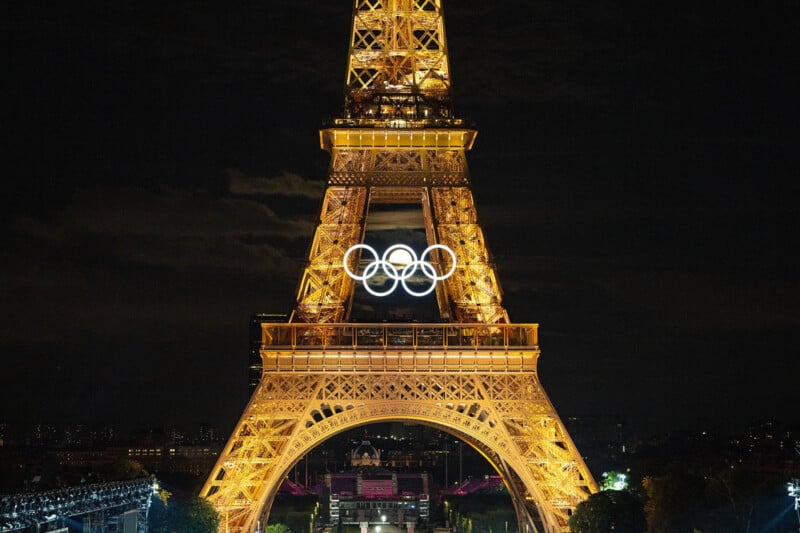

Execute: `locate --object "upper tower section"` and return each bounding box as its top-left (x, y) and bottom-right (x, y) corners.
top-left (338, 0), bottom-right (461, 127)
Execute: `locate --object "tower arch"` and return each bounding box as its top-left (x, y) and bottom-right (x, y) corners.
top-left (234, 405), bottom-right (587, 533)
top-left (203, 327), bottom-right (596, 533)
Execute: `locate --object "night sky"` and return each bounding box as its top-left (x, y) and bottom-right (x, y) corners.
top-left (2, 1), bottom-right (798, 439)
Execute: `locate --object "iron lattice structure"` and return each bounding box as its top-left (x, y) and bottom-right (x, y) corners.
top-left (201, 1), bottom-right (597, 532)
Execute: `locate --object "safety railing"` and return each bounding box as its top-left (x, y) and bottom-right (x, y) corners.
top-left (260, 323), bottom-right (538, 352)
top-left (258, 323), bottom-right (539, 372)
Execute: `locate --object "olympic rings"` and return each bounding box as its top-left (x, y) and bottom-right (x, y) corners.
top-left (343, 243), bottom-right (457, 297)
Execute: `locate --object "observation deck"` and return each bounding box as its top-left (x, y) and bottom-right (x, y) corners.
top-left (259, 322), bottom-right (539, 373)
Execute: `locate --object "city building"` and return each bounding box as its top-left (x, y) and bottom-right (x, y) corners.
top-left (324, 441), bottom-right (429, 532)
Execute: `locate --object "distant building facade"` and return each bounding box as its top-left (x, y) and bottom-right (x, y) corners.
top-left (324, 441), bottom-right (429, 532)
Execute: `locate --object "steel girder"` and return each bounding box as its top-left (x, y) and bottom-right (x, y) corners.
top-left (292, 186), bottom-right (367, 323)
top-left (347, 0), bottom-right (450, 94)
top-left (200, 355), bottom-right (596, 533)
top-left (305, 127), bottom-right (507, 323)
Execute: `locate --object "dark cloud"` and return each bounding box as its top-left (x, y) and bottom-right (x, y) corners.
top-left (485, 200), bottom-right (800, 336)
top-left (0, 186), bottom-right (310, 357)
top-left (7, 187), bottom-right (312, 276)
top-left (227, 169), bottom-right (326, 199)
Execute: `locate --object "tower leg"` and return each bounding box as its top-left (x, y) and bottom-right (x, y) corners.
top-left (202, 331), bottom-right (596, 533)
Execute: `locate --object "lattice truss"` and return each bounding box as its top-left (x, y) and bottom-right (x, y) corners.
top-left (201, 367), bottom-right (595, 533)
top-left (348, 0), bottom-right (450, 93)
top-left (432, 187), bottom-right (509, 324)
top-left (206, 0), bottom-right (597, 530)
top-left (293, 187), bottom-right (367, 323)
top-left (292, 182), bottom-right (506, 324)
top-left (330, 147), bottom-right (468, 186)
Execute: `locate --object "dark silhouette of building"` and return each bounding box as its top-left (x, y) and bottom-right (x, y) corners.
top-left (248, 313), bottom-right (288, 396)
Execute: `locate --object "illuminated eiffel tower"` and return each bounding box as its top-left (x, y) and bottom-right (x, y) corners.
top-left (201, 1), bottom-right (597, 532)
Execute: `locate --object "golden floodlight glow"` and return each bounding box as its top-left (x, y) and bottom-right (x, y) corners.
top-left (201, 1), bottom-right (598, 532)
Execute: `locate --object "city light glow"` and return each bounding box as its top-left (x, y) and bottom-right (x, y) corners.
top-left (601, 471), bottom-right (629, 491)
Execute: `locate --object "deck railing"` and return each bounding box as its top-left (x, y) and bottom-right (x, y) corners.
top-left (260, 323), bottom-right (538, 351)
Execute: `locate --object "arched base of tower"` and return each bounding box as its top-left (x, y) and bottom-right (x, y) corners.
top-left (201, 334), bottom-right (596, 533)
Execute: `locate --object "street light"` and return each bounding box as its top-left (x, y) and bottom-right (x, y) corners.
top-left (601, 471), bottom-right (629, 491)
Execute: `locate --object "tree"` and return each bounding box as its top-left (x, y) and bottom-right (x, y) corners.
top-left (702, 467), bottom-right (785, 532)
top-left (639, 464), bottom-right (796, 532)
top-left (568, 490), bottom-right (647, 533)
top-left (642, 472), bottom-right (705, 533)
top-left (102, 458), bottom-right (148, 481)
top-left (156, 488), bottom-right (172, 508)
top-left (168, 497), bottom-right (221, 533)
top-left (150, 496), bottom-right (220, 533)
top-left (266, 525), bottom-right (291, 533)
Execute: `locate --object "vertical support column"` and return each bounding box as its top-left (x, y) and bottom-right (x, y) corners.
top-left (431, 187), bottom-right (508, 323)
top-left (293, 186), bottom-right (368, 323)
top-left (422, 185), bottom-right (452, 320)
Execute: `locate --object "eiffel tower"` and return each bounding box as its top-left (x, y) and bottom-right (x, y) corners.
top-left (201, 1), bottom-right (597, 531)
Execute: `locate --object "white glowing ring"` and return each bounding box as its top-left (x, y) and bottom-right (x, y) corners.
top-left (383, 244), bottom-right (418, 280)
top-left (362, 256), bottom-right (399, 297)
top-left (343, 244), bottom-right (377, 281)
top-left (401, 244), bottom-right (458, 297)
top-left (343, 243), bottom-right (457, 297)
top-left (344, 244), bottom-right (399, 297)
top-left (420, 244), bottom-right (458, 280)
